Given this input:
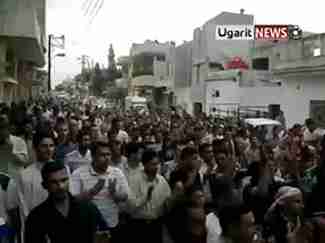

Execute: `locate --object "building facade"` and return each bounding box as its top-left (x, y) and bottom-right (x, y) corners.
top-left (173, 10), bottom-right (254, 115)
top-left (128, 40), bottom-right (176, 109)
top-left (0, 0), bottom-right (46, 103)
top-left (172, 10), bottom-right (325, 128)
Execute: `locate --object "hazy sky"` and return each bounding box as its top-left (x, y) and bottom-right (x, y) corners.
top-left (48, 0), bottom-right (323, 86)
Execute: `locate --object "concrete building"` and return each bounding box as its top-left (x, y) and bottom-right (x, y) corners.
top-left (204, 32), bottom-right (325, 128)
top-left (173, 10), bottom-right (254, 114)
top-left (0, 0), bottom-right (46, 103)
top-left (128, 40), bottom-right (176, 108)
top-left (174, 41), bottom-right (192, 111)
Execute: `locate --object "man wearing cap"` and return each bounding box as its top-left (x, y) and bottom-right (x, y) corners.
top-left (0, 114), bottom-right (28, 177)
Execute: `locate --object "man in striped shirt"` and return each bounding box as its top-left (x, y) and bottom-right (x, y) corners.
top-left (70, 141), bottom-right (129, 242)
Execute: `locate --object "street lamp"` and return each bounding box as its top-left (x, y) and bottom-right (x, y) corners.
top-left (48, 34), bottom-right (65, 92)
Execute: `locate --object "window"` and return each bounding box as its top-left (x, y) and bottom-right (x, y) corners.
top-left (252, 57), bottom-right (269, 70)
top-left (209, 62), bottom-right (224, 70)
top-left (314, 48), bottom-right (321, 56)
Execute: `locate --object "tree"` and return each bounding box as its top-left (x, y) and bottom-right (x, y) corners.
top-left (106, 44), bottom-right (122, 83)
top-left (92, 63), bottom-right (105, 96)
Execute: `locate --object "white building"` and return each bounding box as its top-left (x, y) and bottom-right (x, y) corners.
top-left (173, 10), bottom-right (325, 128)
top-left (204, 33), bottom-right (325, 128)
top-left (173, 10), bottom-right (254, 114)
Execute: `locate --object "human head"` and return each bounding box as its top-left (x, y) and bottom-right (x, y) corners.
top-left (142, 149), bottom-right (160, 180)
top-left (78, 130), bottom-right (91, 150)
top-left (111, 118), bottom-right (122, 131)
top-left (56, 118), bottom-right (69, 143)
top-left (69, 118), bottom-right (80, 138)
top-left (219, 203), bottom-right (256, 243)
top-left (33, 130), bottom-right (55, 162)
top-left (110, 139), bottom-right (122, 157)
top-left (268, 186), bottom-right (304, 218)
top-left (126, 142), bottom-right (142, 163)
top-left (180, 146), bottom-right (201, 171)
top-left (90, 124), bottom-right (101, 142)
top-left (91, 141), bottom-right (112, 173)
top-left (185, 185), bottom-right (205, 208)
top-left (198, 143), bottom-right (214, 165)
top-left (306, 118), bottom-right (316, 132)
top-left (41, 161), bottom-right (69, 201)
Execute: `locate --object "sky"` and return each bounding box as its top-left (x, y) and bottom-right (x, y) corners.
top-left (48, 0), bottom-right (324, 87)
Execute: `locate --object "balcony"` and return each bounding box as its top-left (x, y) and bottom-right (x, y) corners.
top-left (131, 53), bottom-right (154, 77)
top-left (0, 5), bottom-right (45, 66)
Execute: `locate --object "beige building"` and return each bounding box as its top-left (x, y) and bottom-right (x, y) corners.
top-left (0, 0), bottom-right (46, 103)
top-left (127, 40), bottom-right (176, 108)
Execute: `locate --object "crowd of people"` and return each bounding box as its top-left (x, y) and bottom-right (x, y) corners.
top-left (0, 97), bottom-right (325, 243)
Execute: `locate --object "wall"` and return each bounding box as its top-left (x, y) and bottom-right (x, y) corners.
top-left (174, 87), bottom-right (191, 112)
top-left (174, 41), bottom-right (192, 88)
top-left (205, 75), bottom-right (325, 128)
top-left (280, 76), bottom-right (325, 128)
top-left (191, 11), bottom-right (254, 112)
top-left (205, 80), bottom-right (240, 115)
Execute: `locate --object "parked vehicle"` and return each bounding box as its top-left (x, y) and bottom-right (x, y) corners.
top-left (124, 96), bottom-right (148, 111)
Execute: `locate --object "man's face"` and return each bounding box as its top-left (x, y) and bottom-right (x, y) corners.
top-left (215, 152), bottom-right (228, 170)
top-left (144, 157), bottom-right (160, 178)
top-left (58, 124), bottom-right (69, 140)
top-left (37, 138), bottom-right (55, 161)
top-left (81, 135), bottom-right (91, 148)
top-left (91, 126), bottom-right (101, 140)
top-left (94, 146), bottom-right (111, 171)
top-left (70, 119), bottom-right (79, 135)
top-left (186, 153), bottom-right (201, 171)
top-left (201, 145), bottom-right (214, 164)
top-left (44, 168), bottom-right (69, 201)
top-left (238, 212), bottom-right (256, 243)
top-left (225, 131), bottom-right (232, 141)
top-left (286, 193), bottom-right (304, 217)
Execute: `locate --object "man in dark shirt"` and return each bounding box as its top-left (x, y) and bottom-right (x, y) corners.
top-left (24, 161), bottom-right (107, 243)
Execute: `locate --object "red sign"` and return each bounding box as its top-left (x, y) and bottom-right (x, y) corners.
top-left (224, 57), bottom-right (249, 69)
top-left (255, 25), bottom-right (289, 40)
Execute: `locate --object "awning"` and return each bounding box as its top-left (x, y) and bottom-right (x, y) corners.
top-left (132, 75), bottom-right (158, 87)
top-left (0, 5), bottom-right (45, 67)
top-left (0, 76), bottom-right (18, 85)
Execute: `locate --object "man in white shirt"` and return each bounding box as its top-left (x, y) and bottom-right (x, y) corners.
top-left (7, 130), bottom-right (57, 241)
top-left (128, 149), bottom-right (171, 243)
top-left (0, 114), bottom-right (28, 178)
top-left (303, 118), bottom-right (323, 146)
top-left (71, 141), bottom-right (129, 242)
top-left (64, 130), bottom-right (92, 173)
top-left (111, 118), bottom-right (129, 144)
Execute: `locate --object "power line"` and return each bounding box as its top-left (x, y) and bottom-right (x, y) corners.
top-left (89, 0), bottom-right (104, 25)
top-left (81, 0), bottom-right (90, 10)
top-left (88, 0), bottom-right (101, 18)
top-left (83, 0), bottom-right (95, 16)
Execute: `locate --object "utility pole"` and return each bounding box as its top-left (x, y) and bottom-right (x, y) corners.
top-left (48, 34), bottom-right (52, 92)
top-left (48, 34), bottom-right (65, 92)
